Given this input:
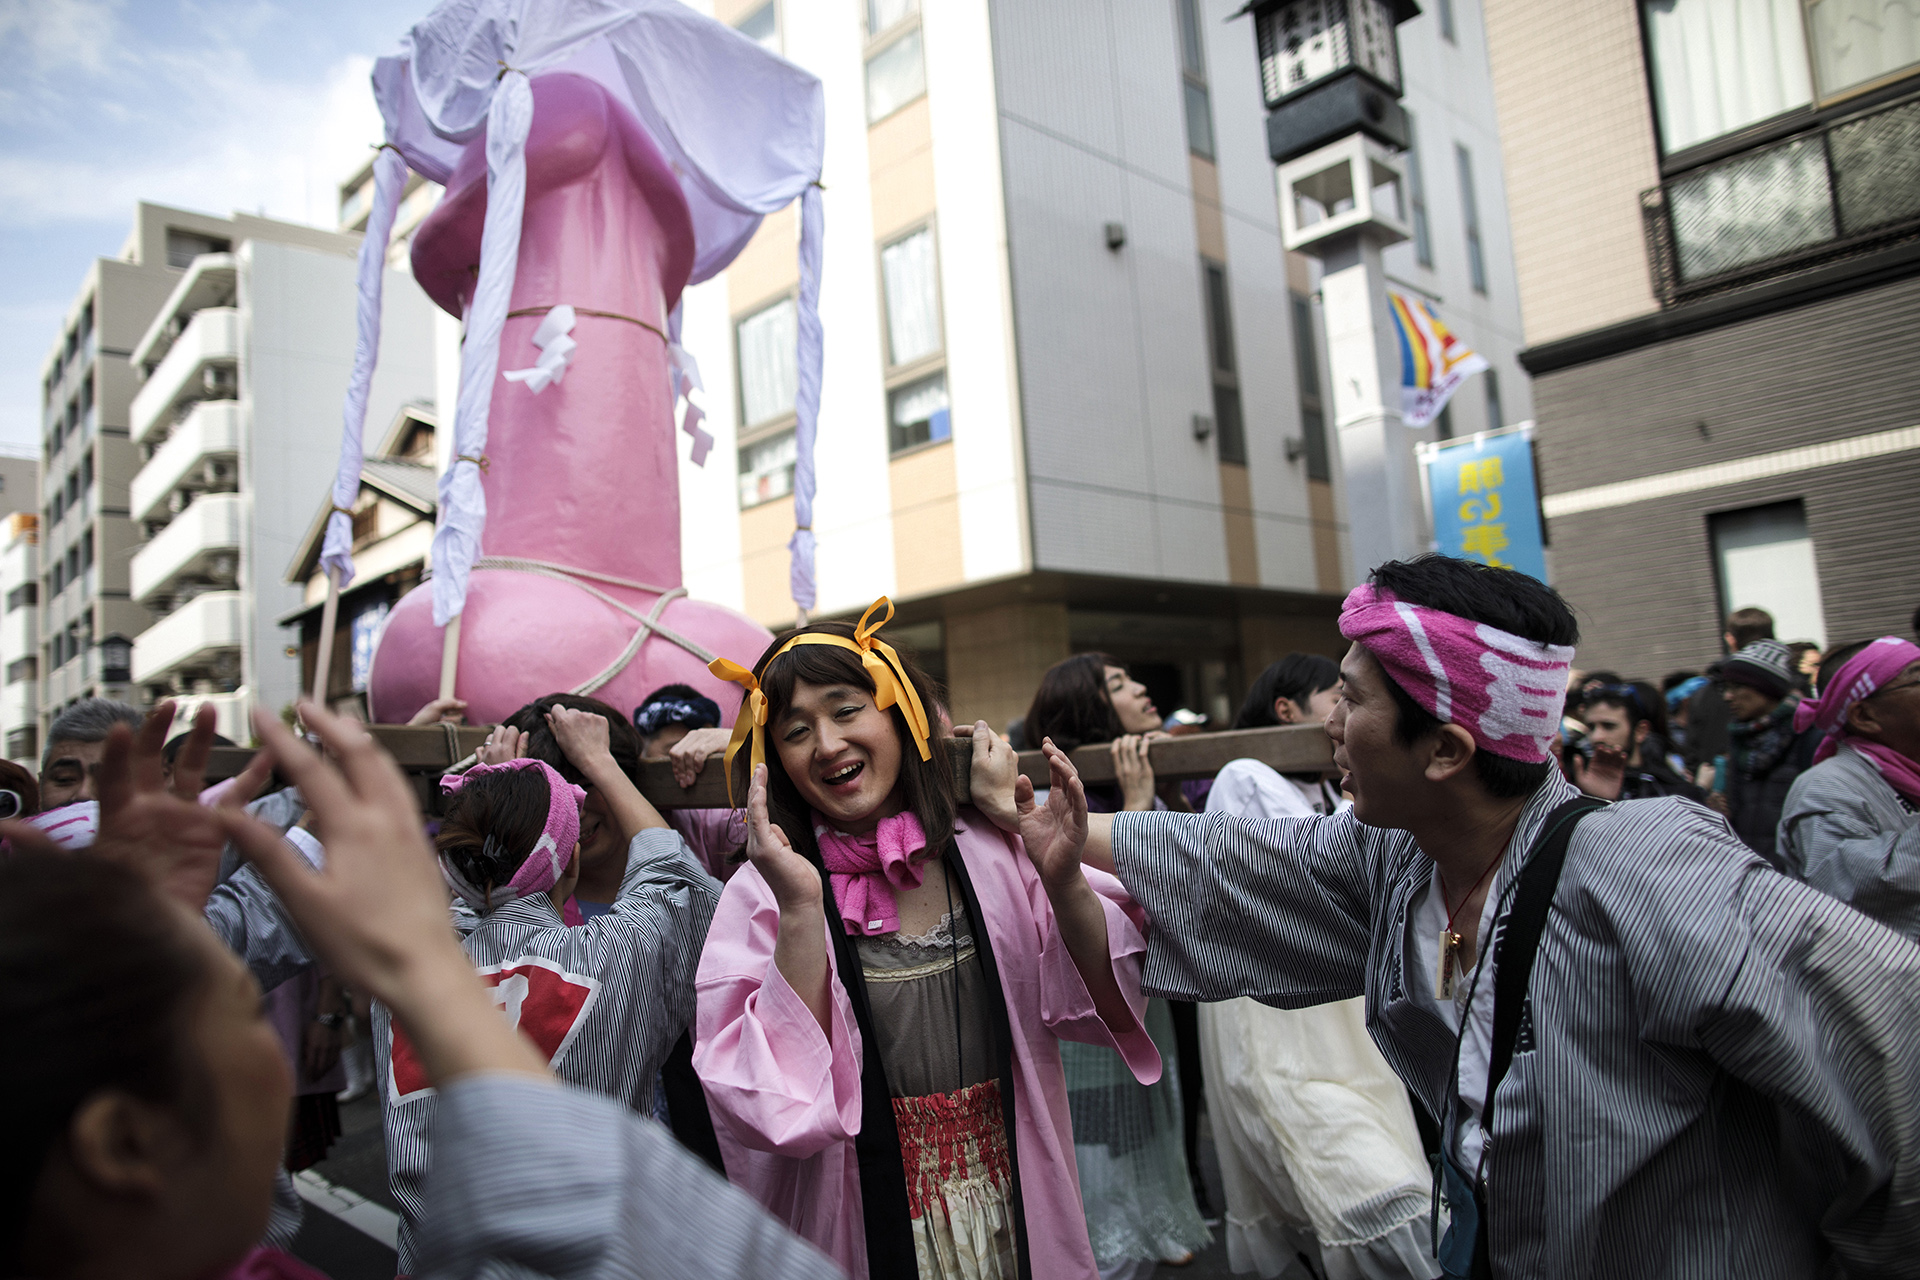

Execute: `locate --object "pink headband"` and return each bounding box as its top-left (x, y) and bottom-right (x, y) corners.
top-left (1339, 583), bottom-right (1573, 763)
top-left (1795, 636), bottom-right (1920, 764)
top-left (437, 759), bottom-right (587, 911)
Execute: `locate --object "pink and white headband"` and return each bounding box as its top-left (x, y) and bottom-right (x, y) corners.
top-left (1795, 636), bottom-right (1920, 764)
top-left (1339, 583), bottom-right (1573, 763)
top-left (437, 758), bottom-right (587, 911)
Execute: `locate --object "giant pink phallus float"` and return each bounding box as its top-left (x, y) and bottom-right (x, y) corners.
top-left (324, 0), bottom-right (826, 727)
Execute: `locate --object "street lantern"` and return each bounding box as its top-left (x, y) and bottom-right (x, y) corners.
top-left (1242, 0), bottom-right (1419, 162)
top-left (99, 633), bottom-right (132, 685)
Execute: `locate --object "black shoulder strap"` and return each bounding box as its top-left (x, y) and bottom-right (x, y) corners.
top-left (817, 863), bottom-right (917, 1276)
top-left (1482, 796), bottom-right (1607, 1124)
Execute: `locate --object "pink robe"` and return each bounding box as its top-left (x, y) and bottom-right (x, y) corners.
top-left (694, 811), bottom-right (1161, 1280)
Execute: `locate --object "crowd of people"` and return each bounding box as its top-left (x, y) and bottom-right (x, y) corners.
top-left (4, 555), bottom-right (1920, 1280)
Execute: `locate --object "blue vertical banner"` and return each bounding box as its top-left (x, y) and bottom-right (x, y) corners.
top-left (1423, 428), bottom-right (1548, 582)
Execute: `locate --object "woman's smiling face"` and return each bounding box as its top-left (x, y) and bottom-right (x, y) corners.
top-left (773, 678), bottom-right (906, 834)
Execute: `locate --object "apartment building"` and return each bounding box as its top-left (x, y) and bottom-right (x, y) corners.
top-left (123, 212), bottom-right (435, 740)
top-left (1482, 0), bottom-right (1920, 673)
top-left (674, 0), bottom-right (1365, 729)
top-left (1, 512), bottom-right (41, 765)
top-left (36, 203), bottom-right (251, 737)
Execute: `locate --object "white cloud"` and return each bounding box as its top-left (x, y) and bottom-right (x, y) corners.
top-left (0, 0), bottom-right (120, 79)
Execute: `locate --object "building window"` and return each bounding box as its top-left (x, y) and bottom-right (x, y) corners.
top-left (738, 431), bottom-right (798, 509)
top-left (888, 373), bottom-right (951, 455)
top-left (737, 1), bottom-right (779, 52)
top-left (6, 656), bottom-right (35, 685)
top-left (1202, 260), bottom-right (1246, 465)
top-left (736, 297), bottom-right (798, 429)
top-left (866, 27), bottom-right (926, 123)
top-left (164, 229), bottom-right (232, 270)
top-left (1710, 499), bottom-right (1828, 647)
top-left (869, 0), bottom-right (917, 35)
top-left (1290, 292), bottom-right (1330, 482)
top-left (1641, 0), bottom-right (1812, 153)
top-left (6, 582), bottom-right (35, 612)
top-left (1438, 0), bottom-right (1456, 41)
top-left (1456, 144), bottom-right (1486, 294)
top-left (1405, 111), bottom-right (1433, 267)
top-left (7, 726), bottom-right (37, 761)
top-left (1485, 367), bottom-right (1504, 430)
top-left (1178, 0), bottom-right (1216, 159)
top-left (1804, 0), bottom-right (1920, 100)
top-left (880, 227), bottom-right (942, 367)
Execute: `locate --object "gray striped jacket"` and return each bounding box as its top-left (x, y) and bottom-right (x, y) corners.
top-left (417, 1074), bottom-right (841, 1278)
top-left (1777, 744), bottom-right (1920, 941)
top-left (376, 828), bottom-right (720, 1273)
top-left (1114, 774), bottom-right (1920, 1277)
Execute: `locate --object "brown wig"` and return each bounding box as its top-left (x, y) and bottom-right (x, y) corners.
top-left (436, 766), bottom-right (567, 900)
top-left (1, 854), bottom-right (213, 1266)
top-left (505, 693), bottom-right (644, 787)
top-left (730, 622), bottom-right (954, 868)
top-left (1023, 652), bottom-right (1128, 753)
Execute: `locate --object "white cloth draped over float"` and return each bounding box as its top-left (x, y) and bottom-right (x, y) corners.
top-left (1199, 762), bottom-right (1437, 1280)
top-left (324, 0), bottom-right (827, 642)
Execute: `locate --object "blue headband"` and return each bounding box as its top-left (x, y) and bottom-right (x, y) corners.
top-left (634, 695), bottom-right (722, 739)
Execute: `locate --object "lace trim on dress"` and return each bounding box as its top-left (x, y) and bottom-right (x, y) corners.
top-left (870, 909), bottom-right (974, 953)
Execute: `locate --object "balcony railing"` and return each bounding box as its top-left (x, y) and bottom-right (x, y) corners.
top-left (132, 589), bottom-right (244, 685)
top-left (129, 492), bottom-right (242, 607)
top-left (1642, 92), bottom-right (1920, 306)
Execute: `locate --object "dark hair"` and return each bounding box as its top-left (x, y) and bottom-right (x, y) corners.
top-left (1233, 653), bottom-right (1341, 729)
top-left (733, 624), bottom-right (954, 874)
top-left (161, 732), bottom-right (237, 768)
top-left (0, 854), bottom-right (211, 1266)
top-left (1369, 556), bottom-right (1579, 799)
top-left (1725, 607), bottom-right (1775, 650)
top-left (1660, 670), bottom-right (1700, 693)
top-left (1024, 653), bottom-right (1127, 753)
top-left (1581, 681), bottom-right (1669, 739)
top-left (505, 694), bottom-right (642, 787)
top-left (0, 759), bottom-right (39, 818)
top-left (436, 767), bottom-right (563, 899)
top-left (1815, 639), bottom-right (1873, 700)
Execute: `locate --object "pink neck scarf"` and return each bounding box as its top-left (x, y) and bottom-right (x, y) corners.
top-left (437, 759), bottom-right (588, 914)
top-left (814, 809), bottom-right (929, 937)
top-left (1338, 583), bottom-right (1574, 763)
top-left (1795, 636), bottom-right (1920, 803)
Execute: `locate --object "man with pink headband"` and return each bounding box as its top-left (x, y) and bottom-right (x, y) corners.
top-left (999, 556), bottom-right (1920, 1279)
top-left (1776, 636), bottom-right (1920, 939)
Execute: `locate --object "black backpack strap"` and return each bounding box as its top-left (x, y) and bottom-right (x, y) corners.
top-left (1482, 796), bottom-right (1607, 1124)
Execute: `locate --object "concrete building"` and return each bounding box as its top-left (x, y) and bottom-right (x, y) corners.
top-left (1482, 0), bottom-right (1920, 673)
top-left (123, 212), bottom-right (435, 740)
top-left (36, 203), bottom-right (256, 736)
top-left (676, 0), bottom-right (1342, 731)
top-left (1, 512), bottom-right (41, 765)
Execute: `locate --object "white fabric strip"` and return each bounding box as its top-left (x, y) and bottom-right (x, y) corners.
top-left (320, 145), bottom-right (408, 588)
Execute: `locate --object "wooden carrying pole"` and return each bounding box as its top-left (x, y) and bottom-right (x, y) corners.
top-left (310, 568), bottom-right (342, 706)
top-left (204, 722), bottom-right (1334, 811)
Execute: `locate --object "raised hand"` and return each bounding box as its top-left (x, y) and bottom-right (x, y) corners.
top-left (406, 696), bottom-right (469, 726)
top-left (1110, 735), bottom-right (1156, 811)
top-left (1568, 742), bottom-right (1627, 801)
top-left (477, 724), bottom-right (528, 766)
top-left (14, 701), bottom-right (274, 911)
top-left (545, 704), bottom-right (613, 773)
top-left (669, 726), bottom-right (735, 789)
top-left (219, 702), bottom-right (546, 1086)
top-left (745, 764), bottom-right (821, 913)
top-left (1017, 738), bottom-right (1090, 894)
top-left (967, 719), bottom-right (1021, 831)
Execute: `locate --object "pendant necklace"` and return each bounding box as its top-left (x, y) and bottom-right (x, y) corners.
top-left (1436, 852), bottom-right (1504, 1001)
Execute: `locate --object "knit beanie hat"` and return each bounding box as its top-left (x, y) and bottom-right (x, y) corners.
top-left (1721, 639), bottom-right (1795, 697)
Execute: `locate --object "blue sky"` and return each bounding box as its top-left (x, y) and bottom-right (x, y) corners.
top-left (0, 0), bottom-right (410, 450)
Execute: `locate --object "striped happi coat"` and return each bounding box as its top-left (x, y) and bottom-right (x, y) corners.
top-left (375, 828), bottom-right (719, 1274)
top-left (1114, 773), bottom-right (1920, 1278)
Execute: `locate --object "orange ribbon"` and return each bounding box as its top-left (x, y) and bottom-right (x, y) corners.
top-left (708, 596), bottom-right (933, 809)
